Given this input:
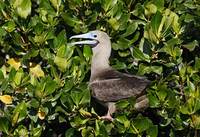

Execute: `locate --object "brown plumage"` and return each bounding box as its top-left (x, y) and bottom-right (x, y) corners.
top-left (89, 68), bottom-right (150, 102)
top-left (70, 30), bottom-right (150, 121)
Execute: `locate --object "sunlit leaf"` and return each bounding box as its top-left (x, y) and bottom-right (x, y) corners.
top-left (7, 58), bottom-right (21, 70)
top-left (108, 18), bottom-right (120, 31)
top-left (31, 127), bottom-right (42, 137)
top-left (54, 56), bottom-right (70, 71)
top-left (50, 0), bottom-right (61, 10)
top-left (2, 21), bottom-right (16, 32)
top-left (12, 0), bottom-right (32, 18)
top-left (0, 95), bottom-right (12, 104)
top-left (37, 108), bottom-right (46, 120)
top-left (14, 69), bottom-right (23, 86)
top-left (30, 64), bottom-right (45, 77)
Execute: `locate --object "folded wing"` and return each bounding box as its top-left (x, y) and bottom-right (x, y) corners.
top-left (89, 69), bottom-right (150, 102)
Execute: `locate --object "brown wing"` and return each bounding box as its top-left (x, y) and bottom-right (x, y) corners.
top-left (89, 70), bottom-right (150, 102)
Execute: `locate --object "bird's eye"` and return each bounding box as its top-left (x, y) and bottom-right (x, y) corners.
top-left (93, 34), bottom-right (97, 38)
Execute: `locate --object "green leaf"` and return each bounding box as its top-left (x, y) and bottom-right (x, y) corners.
top-left (101, 0), bottom-right (117, 12)
top-left (183, 1), bottom-right (197, 9)
top-left (112, 37), bottom-right (130, 50)
top-left (0, 69), bottom-right (4, 81)
top-left (116, 100), bottom-right (130, 109)
top-left (195, 57), bottom-right (200, 70)
top-left (9, 68), bottom-right (17, 81)
top-left (53, 30), bottom-right (66, 48)
top-left (65, 128), bottom-right (75, 137)
top-left (191, 114), bottom-right (200, 129)
top-left (129, 31), bottom-right (140, 44)
top-left (145, 3), bottom-right (157, 16)
top-left (150, 65), bottom-right (163, 74)
top-left (57, 44), bottom-right (74, 59)
top-left (70, 89), bottom-right (82, 106)
top-left (14, 69), bottom-right (23, 86)
top-left (64, 80), bottom-right (74, 92)
top-left (14, 125), bottom-right (29, 137)
top-left (31, 127), bottom-right (42, 137)
top-left (12, 0), bottom-right (32, 19)
top-left (148, 92), bottom-right (160, 108)
top-left (108, 18), bottom-right (120, 31)
top-left (112, 60), bottom-right (127, 70)
top-left (153, 0), bottom-right (164, 11)
top-left (116, 115), bottom-right (130, 127)
top-left (83, 46), bottom-right (92, 60)
top-left (156, 84), bottom-right (168, 101)
top-left (118, 50), bottom-right (130, 57)
top-left (12, 102), bottom-right (27, 126)
top-left (50, 0), bottom-right (61, 10)
top-left (2, 21), bottom-right (16, 32)
top-left (54, 56), bottom-right (71, 71)
top-left (151, 11), bottom-right (162, 35)
top-left (184, 13), bottom-right (194, 23)
top-left (172, 13), bottom-right (180, 34)
top-left (62, 13), bottom-right (82, 27)
top-left (24, 49), bottom-right (39, 59)
top-left (146, 125), bottom-right (158, 137)
top-left (132, 47), bottom-right (150, 62)
top-left (182, 40), bottom-right (198, 51)
top-left (132, 114), bottom-right (153, 133)
top-left (44, 80), bottom-right (57, 96)
top-left (79, 88), bottom-right (90, 105)
top-left (0, 117), bottom-right (10, 134)
top-left (160, 38), bottom-right (180, 57)
top-left (30, 98), bottom-right (40, 108)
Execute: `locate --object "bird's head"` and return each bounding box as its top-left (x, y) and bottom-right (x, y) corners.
top-left (70, 30), bottom-right (111, 56)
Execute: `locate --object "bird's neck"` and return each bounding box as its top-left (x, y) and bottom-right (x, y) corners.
top-left (91, 53), bottom-right (110, 79)
top-left (91, 55), bottom-right (110, 68)
top-left (90, 44), bottom-right (111, 81)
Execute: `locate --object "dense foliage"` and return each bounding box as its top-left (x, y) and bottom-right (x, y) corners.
top-left (0, 0), bottom-right (200, 136)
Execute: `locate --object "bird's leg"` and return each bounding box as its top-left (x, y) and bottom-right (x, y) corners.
top-left (134, 95), bottom-right (149, 111)
top-left (101, 102), bottom-right (116, 121)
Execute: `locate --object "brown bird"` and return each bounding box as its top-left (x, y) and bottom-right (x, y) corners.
top-left (70, 30), bottom-right (150, 121)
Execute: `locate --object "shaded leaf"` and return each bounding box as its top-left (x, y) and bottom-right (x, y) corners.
top-left (182, 40), bottom-right (198, 51)
top-left (0, 117), bottom-right (10, 134)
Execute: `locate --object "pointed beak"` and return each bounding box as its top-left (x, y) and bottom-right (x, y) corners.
top-left (70, 33), bottom-right (93, 39)
top-left (70, 32), bottom-right (99, 47)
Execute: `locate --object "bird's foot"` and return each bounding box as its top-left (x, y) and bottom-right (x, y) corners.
top-left (101, 102), bottom-right (115, 121)
top-left (101, 114), bottom-right (113, 121)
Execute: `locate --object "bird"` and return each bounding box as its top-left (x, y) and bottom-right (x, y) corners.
top-left (70, 30), bottom-right (150, 121)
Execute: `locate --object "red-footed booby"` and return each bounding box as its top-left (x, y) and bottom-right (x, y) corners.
top-left (70, 30), bottom-right (150, 121)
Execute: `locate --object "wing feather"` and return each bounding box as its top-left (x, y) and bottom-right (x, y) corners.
top-left (89, 69), bottom-right (150, 102)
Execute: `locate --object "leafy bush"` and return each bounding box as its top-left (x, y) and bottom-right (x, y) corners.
top-left (0, 0), bottom-right (200, 136)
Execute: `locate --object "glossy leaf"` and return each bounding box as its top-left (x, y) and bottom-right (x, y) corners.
top-left (12, 102), bottom-right (27, 125)
top-left (0, 0), bottom-right (199, 136)
top-left (12, 0), bottom-right (32, 19)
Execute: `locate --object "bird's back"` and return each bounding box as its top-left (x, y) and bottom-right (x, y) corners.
top-left (89, 69), bottom-right (150, 102)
